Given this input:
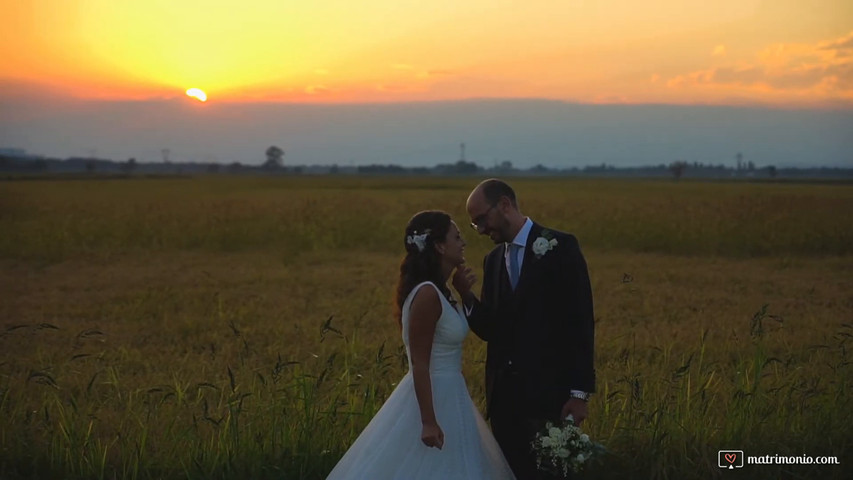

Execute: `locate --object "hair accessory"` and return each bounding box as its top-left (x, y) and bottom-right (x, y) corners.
top-left (406, 229), bottom-right (431, 252)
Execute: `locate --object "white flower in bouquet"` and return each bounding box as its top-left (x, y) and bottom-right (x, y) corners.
top-left (531, 415), bottom-right (604, 478)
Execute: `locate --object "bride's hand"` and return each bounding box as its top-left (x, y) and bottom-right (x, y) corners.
top-left (421, 422), bottom-right (445, 449)
top-left (452, 264), bottom-right (477, 297)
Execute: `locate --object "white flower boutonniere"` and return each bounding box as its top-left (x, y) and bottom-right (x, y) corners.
top-left (532, 230), bottom-right (558, 258)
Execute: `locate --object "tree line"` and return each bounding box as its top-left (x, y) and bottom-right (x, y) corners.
top-left (1, 147), bottom-right (851, 179)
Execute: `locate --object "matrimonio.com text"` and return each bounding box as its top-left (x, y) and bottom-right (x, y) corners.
top-left (718, 450), bottom-right (841, 469)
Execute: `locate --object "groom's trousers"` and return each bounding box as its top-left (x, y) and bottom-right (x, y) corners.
top-left (490, 370), bottom-right (566, 480)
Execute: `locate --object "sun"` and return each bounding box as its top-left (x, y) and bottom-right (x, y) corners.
top-left (185, 88), bottom-right (207, 102)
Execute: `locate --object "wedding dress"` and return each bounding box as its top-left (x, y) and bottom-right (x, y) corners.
top-left (325, 281), bottom-right (515, 479)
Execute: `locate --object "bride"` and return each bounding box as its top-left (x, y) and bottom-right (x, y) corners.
top-left (326, 210), bottom-right (515, 479)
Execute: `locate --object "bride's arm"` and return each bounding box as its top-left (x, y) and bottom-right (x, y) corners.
top-left (408, 285), bottom-right (445, 450)
top-left (452, 261), bottom-right (493, 341)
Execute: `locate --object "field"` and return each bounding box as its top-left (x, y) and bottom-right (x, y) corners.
top-left (1, 176), bottom-right (851, 479)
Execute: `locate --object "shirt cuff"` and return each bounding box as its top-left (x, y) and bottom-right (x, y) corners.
top-left (569, 390), bottom-right (589, 401)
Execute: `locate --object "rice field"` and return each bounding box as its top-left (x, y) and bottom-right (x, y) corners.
top-left (1, 176), bottom-right (851, 479)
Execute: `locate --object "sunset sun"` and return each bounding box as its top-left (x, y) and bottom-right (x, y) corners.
top-left (185, 88), bottom-right (207, 102)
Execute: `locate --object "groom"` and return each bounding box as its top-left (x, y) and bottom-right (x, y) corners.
top-left (453, 179), bottom-right (595, 479)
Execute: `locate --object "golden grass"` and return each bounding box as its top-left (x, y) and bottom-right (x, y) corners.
top-left (0, 176), bottom-right (851, 479)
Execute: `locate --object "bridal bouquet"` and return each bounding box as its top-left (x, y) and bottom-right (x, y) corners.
top-left (531, 415), bottom-right (603, 477)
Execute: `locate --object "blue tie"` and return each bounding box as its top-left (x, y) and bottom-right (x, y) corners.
top-left (508, 243), bottom-right (521, 290)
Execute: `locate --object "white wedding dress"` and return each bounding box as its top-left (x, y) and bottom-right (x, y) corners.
top-left (326, 281), bottom-right (515, 480)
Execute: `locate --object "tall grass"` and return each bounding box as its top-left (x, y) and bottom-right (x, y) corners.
top-left (1, 176), bottom-right (851, 478)
top-left (1, 318), bottom-right (401, 479)
top-left (1, 177), bottom-right (851, 262)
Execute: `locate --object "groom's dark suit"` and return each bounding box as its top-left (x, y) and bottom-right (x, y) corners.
top-left (466, 221), bottom-right (595, 479)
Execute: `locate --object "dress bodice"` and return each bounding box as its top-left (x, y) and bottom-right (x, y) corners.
top-left (401, 281), bottom-right (469, 375)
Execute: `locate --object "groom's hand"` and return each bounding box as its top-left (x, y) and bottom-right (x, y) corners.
top-left (452, 264), bottom-right (477, 298)
top-left (561, 398), bottom-right (588, 426)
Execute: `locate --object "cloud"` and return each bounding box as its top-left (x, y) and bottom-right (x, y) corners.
top-left (819, 31), bottom-right (853, 52)
top-left (667, 31), bottom-right (853, 99)
top-left (666, 70), bottom-right (715, 88)
top-left (591, 94), bottom-right (630, 104)
top-left (304, 85), bottom-right (331, 95)
top-left (420, 69), bottom-right (455, 79)
top-left (388, 64), bottom-right (455, 81)
top-left (374, 83), bottom-right (413, 92)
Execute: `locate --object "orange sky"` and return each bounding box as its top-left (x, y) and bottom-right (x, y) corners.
top-left (1, 0), bottom-right (852, 107)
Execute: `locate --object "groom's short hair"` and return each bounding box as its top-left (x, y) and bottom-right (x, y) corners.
top-left (480, 179), bottom-right (518, 208)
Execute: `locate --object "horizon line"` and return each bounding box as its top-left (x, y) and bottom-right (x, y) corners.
top-left (2, 87), bottom-right (852, 112)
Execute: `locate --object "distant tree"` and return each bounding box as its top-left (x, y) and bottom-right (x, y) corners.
top-left (329, 164), bottom-right (339, 174)
top-left (358, 164), bottom-right (407, 174)
top-left (767, 165), bottom-right (777, 178)
top-left (32, 159), bottom-right (48, 172)
top-left (434, 160), bottom-right (480, 175)
top-left (86, 160), bottom-right (96, 174)
top-left (669, 160), bottom-right (687, 180)
top-left (264, 145), bottom-right (285, 169)
top-left (122, 157), bottom-right (137, 174)
top-left (454, 160), bottom-right (479, 174)
top-left (207, 163), bottom-right (221, 174)
top-left (227, 162), bottom-right (243, 174)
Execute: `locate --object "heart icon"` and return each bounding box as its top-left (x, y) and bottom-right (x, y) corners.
top-left (725, 453), bottom-right (737, 464)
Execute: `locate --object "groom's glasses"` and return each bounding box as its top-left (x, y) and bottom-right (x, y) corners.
top-left (470, 204), bottom-right (497, 231)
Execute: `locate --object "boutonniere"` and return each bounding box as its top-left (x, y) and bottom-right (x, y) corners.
top-left (532, 229), bottom-right (558, 258)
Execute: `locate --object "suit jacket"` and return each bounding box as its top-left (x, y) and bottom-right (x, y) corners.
top-left (467, 222), bottom-right (595, 419)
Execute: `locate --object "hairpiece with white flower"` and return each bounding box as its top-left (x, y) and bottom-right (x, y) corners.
top-left (406, 229), bottom-right (431, 252)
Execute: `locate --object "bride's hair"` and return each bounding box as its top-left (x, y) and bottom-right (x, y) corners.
top-left (395, 210), bottom-right (454, 326)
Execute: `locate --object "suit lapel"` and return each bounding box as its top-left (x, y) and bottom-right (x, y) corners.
top-left (514, 222), bottom-right (543, 297)
top-left (493, 244), bottom-right (509, 299)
